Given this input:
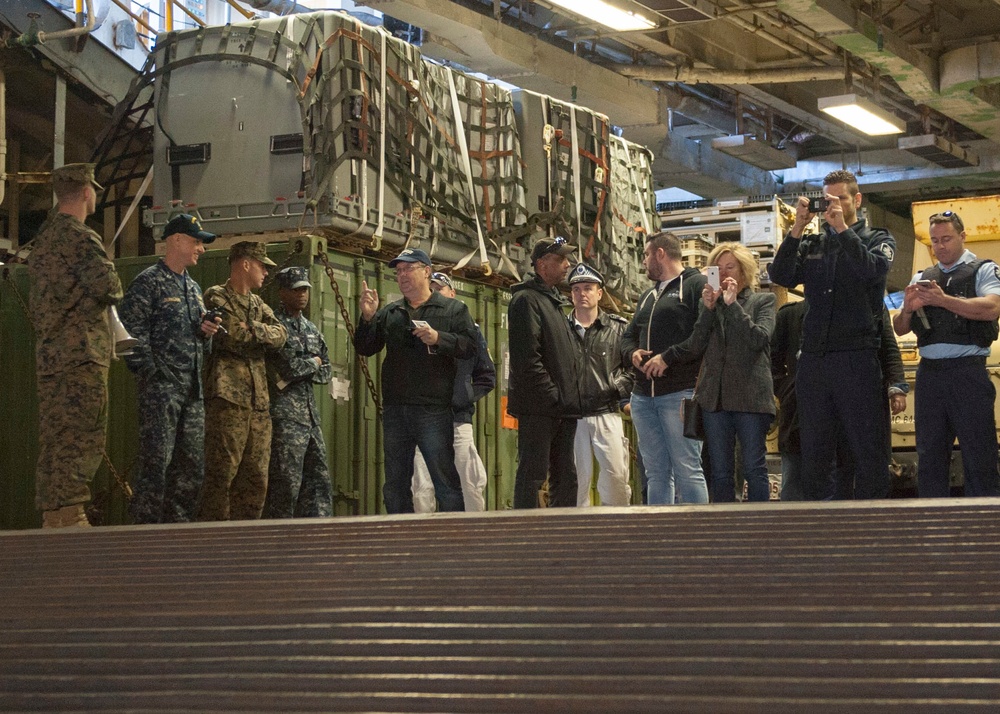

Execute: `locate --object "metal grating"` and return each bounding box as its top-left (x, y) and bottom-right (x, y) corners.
top-left (2, 500), bottom-right (1000, 712)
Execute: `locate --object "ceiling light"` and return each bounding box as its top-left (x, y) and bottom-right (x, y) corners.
top-left (546, 0), bottom-right (657, 32)
top-left (818, 93), bottom-right (905, 136)
top-left (898, 134), bottom-right (979, 169)
top-left (711, 135), bottom-right (797, 171)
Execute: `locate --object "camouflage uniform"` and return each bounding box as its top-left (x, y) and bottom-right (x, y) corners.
top-left (119, 259), bottom-right (209, 524)
top-left (27, 210), bottom-right (123, 512)
top-left (264, 301), bottom-right (333, 518)
top-left (199, 280), bottom-right (287, 520)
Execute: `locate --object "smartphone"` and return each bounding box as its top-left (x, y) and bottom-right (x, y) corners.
top-left (915, 279), bottom-right (934, 288)
top-left (706, 266), bottom-right (720, 290)
top-left (808, 197), bottom-right (829, 213)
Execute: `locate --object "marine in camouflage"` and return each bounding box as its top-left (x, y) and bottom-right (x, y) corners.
top-left (198, 280), bottom-right (287, 520)
top-left (119, 259), bottom-right (210, 523)
top-left (264, 303), bottom-right (333, 518)
top-left (27, 210), bottom-right (122, 512)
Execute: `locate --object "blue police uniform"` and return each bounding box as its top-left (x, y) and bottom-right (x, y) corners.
top-left (910, 251), bottom-right (1000, 497)
top-left (119, 259), bottom-right (209, 523)
top-left (770, 217), bottom-right (895, 500)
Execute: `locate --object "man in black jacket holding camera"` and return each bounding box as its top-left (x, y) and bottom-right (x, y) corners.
top-left (769, 169), bottom-right (895, 501)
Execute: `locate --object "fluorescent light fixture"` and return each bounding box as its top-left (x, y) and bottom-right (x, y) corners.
top-left (547, 0), bottom-right (657, 32)
top-left (818, 93), bottom-right (905, 136)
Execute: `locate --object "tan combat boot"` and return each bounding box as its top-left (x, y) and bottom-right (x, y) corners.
top-left (41, 504), bottom-right (92, 528)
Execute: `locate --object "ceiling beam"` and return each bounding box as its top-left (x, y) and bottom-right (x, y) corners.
top-left (611, 64), bottom-right (844, 84)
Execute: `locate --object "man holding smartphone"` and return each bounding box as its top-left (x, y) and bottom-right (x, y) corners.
top-left (354, 248), bottom-right (479, 513)
top-left (769, 169), bottom-right (895, 500)
top-left (893, 210), bottom-right (1000, 498)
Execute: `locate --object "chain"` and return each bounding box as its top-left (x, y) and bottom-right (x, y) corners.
top-left (261, 239), bottom-right (306, 291)
top-left (1, 266), bottom-right (32, 322)
top-left (316, 248), bottom-right (383, 416)
top-left (3, 266), bottom-right (135, 501)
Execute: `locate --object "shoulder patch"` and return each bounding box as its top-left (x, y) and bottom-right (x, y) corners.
top-left (880, 243), bottom-right (895, 262)
top-left (993, 264), bottom-right (1000, 282)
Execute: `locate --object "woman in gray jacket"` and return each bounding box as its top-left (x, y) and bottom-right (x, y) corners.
top-left (694, 242), bottom-right (777, 502)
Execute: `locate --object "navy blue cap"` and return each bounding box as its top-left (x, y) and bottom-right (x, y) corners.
top-left (162, 213), bottom-right (216, 243)
top-left (388, 248), bottom-right (432, 267)
top-left (430, 272), bottom-right (455, 290)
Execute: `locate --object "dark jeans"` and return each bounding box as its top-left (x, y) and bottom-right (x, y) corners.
top-left (916, 357), bottom-right (1000, 498)
top-left (382, 404), bottom-right (464, 513)
top-left (797, 349), bottom-right (888, 500)
top-left (702, 409), bottom-right (773, 502)
top-left (514, 414), bottom-right (578, 508)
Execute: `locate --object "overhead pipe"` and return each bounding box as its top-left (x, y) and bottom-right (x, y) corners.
top-left (36, 0), bottom-right (96, 44)
top-left (610, 64), bottom-right (845, 85)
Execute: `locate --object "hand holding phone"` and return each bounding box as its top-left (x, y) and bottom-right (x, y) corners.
top-left (915, 279), bottom-right (934, 288)
top-left (706, 266), bottom-right (720, 290)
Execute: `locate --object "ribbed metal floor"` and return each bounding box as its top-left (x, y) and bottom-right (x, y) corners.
top-left (2, 500), bottom-right (1000, 712)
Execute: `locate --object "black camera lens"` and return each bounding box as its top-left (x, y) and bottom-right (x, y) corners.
top-left (809, 197), bottom-right (829, 213)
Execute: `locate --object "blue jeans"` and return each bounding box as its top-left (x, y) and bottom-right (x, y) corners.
top-left (630, 391), bottom-right (708, 505)
top-left (382, 404), bottom-right (464, 513)
top-left (702, 409), bottom-right (773, 502)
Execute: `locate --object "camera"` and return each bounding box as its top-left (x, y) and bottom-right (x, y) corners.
top-left (808, 197), bottom-right (829, 213)
top-left (203, 308), bottom-right (228, 335)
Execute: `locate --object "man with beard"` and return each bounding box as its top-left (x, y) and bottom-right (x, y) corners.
top-left (621, 231), bottom-right (709, 505)
top-left (770, 169), bottom-right (895, 500)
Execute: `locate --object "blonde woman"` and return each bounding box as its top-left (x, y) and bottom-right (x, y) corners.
top-left (694, 242), bottom-right (777, 502)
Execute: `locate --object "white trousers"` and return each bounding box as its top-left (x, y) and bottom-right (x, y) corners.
top-left (574, 412), bottom-right (632, 507)
top-left (413, 422), bottom-right (487, 512)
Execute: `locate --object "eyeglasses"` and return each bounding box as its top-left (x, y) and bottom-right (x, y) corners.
top-left (394, 263), bottom-right (426, 278)
top-left (930, 210), bottom-right (964, 232)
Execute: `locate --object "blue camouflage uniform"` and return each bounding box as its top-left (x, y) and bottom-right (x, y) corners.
top-left (119, 258), bottom-right (210, 523)
top-left (264, 268), bottom-right (334, 518)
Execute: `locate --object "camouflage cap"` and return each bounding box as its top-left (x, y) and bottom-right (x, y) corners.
top-left (228, 241), bottom-right (277, 266)
top-left (52, 163), bottom-right (103, 191)
top-left (277, 266), bottom-right (311, 290)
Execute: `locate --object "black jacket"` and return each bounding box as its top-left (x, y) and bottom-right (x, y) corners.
top-left (769, 218), bottom-right (894, 354)
top-left (571, 310), bottom-right (633, 417)
top-left (507, 273), bottom-right (582, 418)
top-left (452, 326), bottom-right (496, 424)
top-left (621, 268), bottom-right (707, 397)
top-left (354, 291), bottom-right (477, 407)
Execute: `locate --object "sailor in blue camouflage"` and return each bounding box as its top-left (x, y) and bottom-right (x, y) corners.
top-left (264, 267), bottom-right (334, 518)
top-left (118, 215), bottom-right (221, 524)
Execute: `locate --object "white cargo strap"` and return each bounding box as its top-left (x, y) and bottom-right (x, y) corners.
top-left (371, 27), bottom-right (388, 250)
top-left (629, 160), bottom-right (652, 235)
top-left (570, 106), bottom-right (583, 251)
top-left (448, 71), bottom-right (491, 275)
top-left (107, 164), bottom-right (154, 253)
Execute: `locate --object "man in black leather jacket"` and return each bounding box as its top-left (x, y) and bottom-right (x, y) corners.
top-left (568, 264), bottom-right (633, 507)
top-left (507, 236), bottom-right (582, 508)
